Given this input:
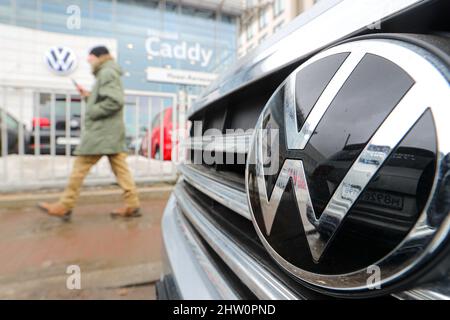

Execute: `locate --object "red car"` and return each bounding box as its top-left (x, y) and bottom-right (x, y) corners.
top-left (140, 107), bottom-right (173, 161)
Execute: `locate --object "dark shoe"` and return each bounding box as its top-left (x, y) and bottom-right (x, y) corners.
top-left (110, 207), bottom-right (141, 219)
top-left (37, 202), bottom-right (72, 222)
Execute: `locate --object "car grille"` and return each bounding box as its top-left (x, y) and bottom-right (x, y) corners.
top-left (173, 100), bottom-right (439, 300)
top-left (173, 98), bottom-right (333, 299)
top-left (174, 177), bottom-right (326, 299)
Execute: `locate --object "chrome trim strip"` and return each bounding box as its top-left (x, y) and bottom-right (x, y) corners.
top-left (179, 164), bottom-right (251, 220)
top-left (186, 132), bottom-right (252, 154)
top-left (190, 0), bottom-right (427, 118)
top-left (174, 184), bottom-right (300, 300)
top-left (395, 290), bottom-right (450, 300)
top-left (162, 195), bottom-right (239, 300)
top-left (394, 278), bottom-right (450, 300)
top-left (176, 210), bottom-right (240, 299)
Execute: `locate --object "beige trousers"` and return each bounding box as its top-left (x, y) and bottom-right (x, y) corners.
top-left (60, 153), bottom-right (140, 209)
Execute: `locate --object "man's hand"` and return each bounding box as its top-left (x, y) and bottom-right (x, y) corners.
top-left (76, 85), bottom-right (90, 98)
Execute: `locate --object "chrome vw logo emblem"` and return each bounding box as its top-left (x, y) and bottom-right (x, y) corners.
top-left (45, 46), bottom-right (78, 75)
top-left (246, 39), bottom-right (450, 294)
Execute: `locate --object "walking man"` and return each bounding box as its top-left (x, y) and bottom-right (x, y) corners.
top-left (39, 46), bottom-right (140, 220)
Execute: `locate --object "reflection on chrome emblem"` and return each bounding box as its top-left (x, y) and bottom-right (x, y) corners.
top-left (254, 51), bottom-right (429, 262)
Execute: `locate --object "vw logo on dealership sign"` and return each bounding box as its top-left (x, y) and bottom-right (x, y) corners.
top-left (245, 39), bottom-right (450, 295)
top-left (45, 46), bottom-right (78, 75)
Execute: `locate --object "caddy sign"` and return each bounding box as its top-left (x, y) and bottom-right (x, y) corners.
top-left (145, 36), bottom-right (213, 67)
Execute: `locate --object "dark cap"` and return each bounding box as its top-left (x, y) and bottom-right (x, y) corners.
top-left (89, 46), bottom-right (110, 57)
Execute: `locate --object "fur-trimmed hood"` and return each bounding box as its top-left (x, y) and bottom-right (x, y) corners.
top-left (92, 54), bottom-right (123, 77)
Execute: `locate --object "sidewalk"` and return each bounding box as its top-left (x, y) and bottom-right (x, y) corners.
top-left (0, 155), bottom-right (177, 192)
top-left (0, 185), bottom-right (172, 299)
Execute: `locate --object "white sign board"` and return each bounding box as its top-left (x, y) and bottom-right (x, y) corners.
top-left (147, 67), bottom-right (217, 87)
top-left (0, 24), bottom-right (117, 90)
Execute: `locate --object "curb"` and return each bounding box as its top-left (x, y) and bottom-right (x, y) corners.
top-left (0, 262), bottom-right (162, 299)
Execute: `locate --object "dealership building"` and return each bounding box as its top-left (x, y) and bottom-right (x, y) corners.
top-left (0, 0), bottom-right (240, 137)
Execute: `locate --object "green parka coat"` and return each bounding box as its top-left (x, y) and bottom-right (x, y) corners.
top-left (75, 58), bottom-right (126, 155)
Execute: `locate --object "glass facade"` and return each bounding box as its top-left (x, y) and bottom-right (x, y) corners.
top-left (0, 0), bottom-right (237, 147)
top-left (0, 0), bottom-right (237, 96)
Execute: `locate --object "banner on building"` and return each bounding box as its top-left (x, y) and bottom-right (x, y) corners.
top-left (146, 67), bottom-right (217, 87)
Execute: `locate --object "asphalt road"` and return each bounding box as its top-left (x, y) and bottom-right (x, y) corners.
top-left (0, 185), bottom-right (171, 299)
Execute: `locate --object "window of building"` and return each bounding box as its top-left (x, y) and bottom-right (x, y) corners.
top-left (273, 20), bottom-right (284, 33)
top-left (259, 33), bottom-right (268, 44)
top-left (238, 33), bottom-right (245, 47)
top-left (273, 0), bottom-right (285, 17)
top-left (221, 14), bottom-right (234, 23)
top-left (258, 7), bottom-right (268, 30)
top-left (5, 114), bottom-right (19, 131)
top-left (37, 94), bottom-right (82, 123)
top-left (246, 23), bottom-right (254, 40)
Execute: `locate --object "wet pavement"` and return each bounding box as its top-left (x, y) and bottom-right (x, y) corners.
top-left (0, 185), bottom-right (171, 299)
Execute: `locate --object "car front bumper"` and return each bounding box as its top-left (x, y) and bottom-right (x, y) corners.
top-left (157, 194), bottom-right (239, 300)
